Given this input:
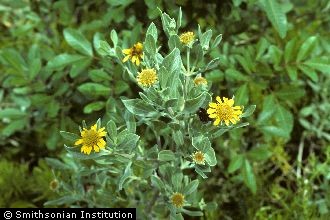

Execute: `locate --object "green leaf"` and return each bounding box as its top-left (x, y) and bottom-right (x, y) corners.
top-left (241, 105), bottom-right (256, 118)
top-left (304, 57), bottom-right (330, 74)
top-left (171, 172), bottom-right (183, 191)
top-left (0, 48), bottom-right (27, 75)
top-left (259, 0), bottom-right (287, 38)
top-left (285, 65), bottom-right (298, 81)
top-left (183, 179), bottom-right (199, 195)
top-left (200, 29), bottom-right (212, 50)
top-left (261, 126), bottom-right (289, 138)
top-left (256, 37), bottom-right (270, 60)
top-left (184, 93), bottom-right (210, 113)
top-left (296, 36), bottom-right (317, 62)
top-left (60, 131), bottom-right (80, 142)
top-left (158, 150), bottom-right (176, 161)
top-left (83, 101), bottom-right (105, 114)
top-left (107, 120), bottom-right (117, 136)
top-left (284, 38), bottom-right (297, 63)
top-left (172, 130), bottom-right (184, 146)
top-left (110, 29), bottom-right (118, 47)
top-left (0, 108), bottom-right (26, 119)
top-left (225, 69), bottom-right (249, 81)
top-left (47, 54), bottom-right (86, 70)
top-left (144, 34), bottom-right (157, 56)
top-left (1, 118), bottom-right (27, 136)
top-left (44, 196), bottom-right (81, 206)
top-left (257, 95), bottom-right (276, 124)
top-left (299, 65), bottom-right (318, 82)
top-left (146, 22), bottom-right (158, 41)
top-left (235, 83), bottom-right (249, 106)
top-left (117, 132), bottom-right (139, 151)
top-left (78, 83), bottom-right (111, 97)
top-left (151, 175), bottom-right (165, 191)
top-left (118, 162), bottom-right (132, 191)
top-left (181, 209), bottom-right (203, 217)
top-left (212, 34), bottom-right (222, 49)
top-left (241, 159), bottom-right (257, 194)
top-left (160, 48), bottom-right (181, 96)
top-left (124, 111), bottom-right (136, 133)
top-left (89, 69), bottom-right (111, 82)
top-left (121, 97), bottom-right (157, 117)
top-left (247, 147), bottom-right (272, 161)
top-left (63, 28), bottom-right (93, 56)
top-left (228, 154), bottom-right (244, 173)
top-left (69, 57), bottom-right (92, 78)
top-left (45, 158), bottom-right (71, 170)
top-left (275, 105), bottom-right (293, 134)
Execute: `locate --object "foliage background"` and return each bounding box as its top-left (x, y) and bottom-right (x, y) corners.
top-left (0, 0), bottom-right (329, 219)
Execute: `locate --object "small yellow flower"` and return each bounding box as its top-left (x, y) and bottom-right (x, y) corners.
top-left (179, 31), bottom-right (195, 45)
top-left (122, 42), bottom-right (143, 66)
top-left (49, 179), bottom-right (59, 191)
top-left (74, 124), bottom-right (107, 155)
top-left (137, 68), bottom-right (158, 87)
top-left (171, 192), bottom-right (185, 208)
top-left (192, 151), bottom-right (206, 165)
top-left (207, 96), bottom-right (243, 126)
top-left (194, 76), bottom-right (207, 86)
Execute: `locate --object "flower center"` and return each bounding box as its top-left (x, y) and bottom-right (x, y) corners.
top-left (84, 130), bottom-right (99, 147)
top-left (171, 193), bottom-right (184, 208)
top-left (132, 44), bottom-right (142, 56)
top-left (216, 104), bottom-right (233, 120)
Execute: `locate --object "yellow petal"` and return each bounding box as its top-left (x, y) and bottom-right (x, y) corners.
top-left (230, 118), bottom-right (237, 124)
top-left (99, 127), bottom-right (105, 132)
top-left (209, 114), bottom-right (217, 118)
top-left (94, 145), bottom-right (100, 152)
top-left (209, 102), bottom-right (217, 108)
top-left (122, 55), bottom-right (130, 62)
top-left (132, 56), bottom-right (137, 63)
top-left (135, 58), bottom-right (140, 66)
top-left (214, 119), bottom-right (220, 126)
top-left (122, 49), bottom-right (131, 54)
top-left (225, 120), bottom-right (230, 126)
top-left (216, 96), bottom-right (222, 103)
top-left (233, 106), bottom-right (241, 110)
top-left (227, 99), bottom-right (234, 106)
top-left (74, 139), bottom-right (83, 146)
top-left (98, 131), bottom-right (107, 137)
top-left (207, 108), bottom-right (216, 114)
top-left (98, 139), bottom-right (106, 149)
top-left (91, 124), bottom-right (97, 130)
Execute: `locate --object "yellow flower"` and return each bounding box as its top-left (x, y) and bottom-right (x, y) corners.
top-left (179, 31), bottom-right (195, 45)
top-left (194, 76), bottom-right (207, 86)
top-left (122, 42), bottom-right (143, 66)
top-left (207, 96), bottom-right (243, 126)
top-left (171, 192), bottom-right (185, 208)
top-left (74, 124), bottom-right (107, 155)
top-left (192, 151), bottom-right (206, 165)
top-left (137, 68), bottom-right (158, 87)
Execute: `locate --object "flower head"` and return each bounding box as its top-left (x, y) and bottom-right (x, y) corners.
top-left (49, 179), bottom-right (59, 191)
top-left (207, 96), bottom-right (243, 126)
top-left (137, 68), bottom-right (158, 87)
top-left (122, 42), bottom-right (143, 66)
top-left (74, 124), bottom-right (107, 155)
top-left (171, 192), bottom-right (185, 208)
top-left (194, 76), bottom-right (207, 86)
top-left (192, 151), bottom-right (206, 165)
top-left (179, 31), bottom-right (195, 45)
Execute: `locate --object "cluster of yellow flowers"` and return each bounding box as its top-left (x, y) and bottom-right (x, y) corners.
top-left (74, 32), bottom-right (243, 158)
